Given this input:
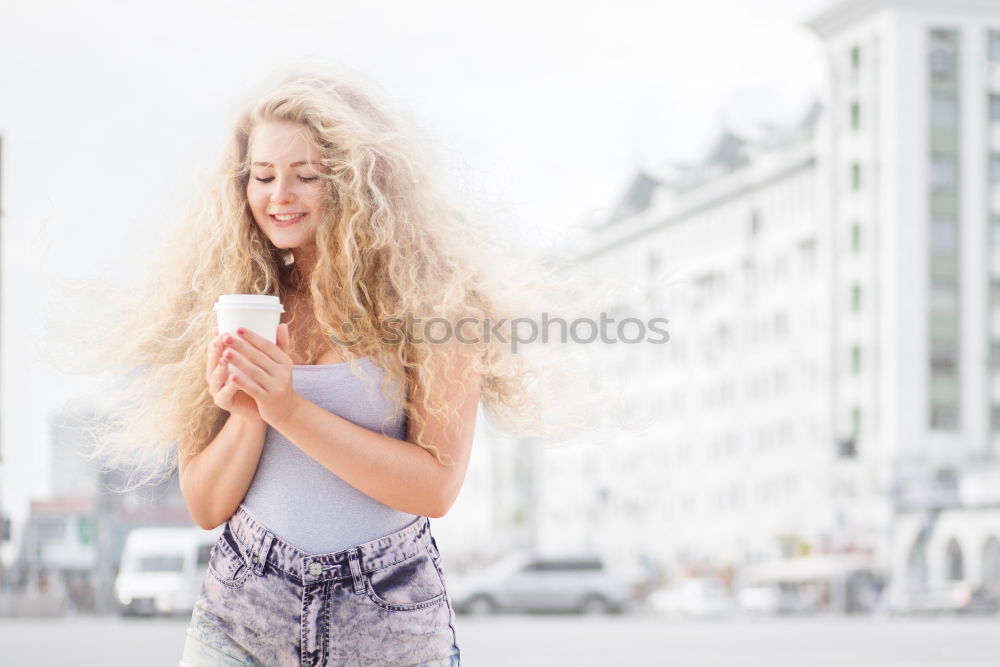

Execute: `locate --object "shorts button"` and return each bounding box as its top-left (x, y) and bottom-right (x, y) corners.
top-left (309, 561), bottom-right (323, 576)
top-left (251, 555), bottom-right (259, 564)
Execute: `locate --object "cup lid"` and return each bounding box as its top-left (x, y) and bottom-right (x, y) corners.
top-left (213, 294), bottom-right (284, 313)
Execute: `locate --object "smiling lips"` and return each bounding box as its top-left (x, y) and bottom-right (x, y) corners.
top-left (270, 212), bottom-right (306, 227)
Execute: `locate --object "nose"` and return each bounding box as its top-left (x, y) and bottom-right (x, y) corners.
top-left (271, 177), bottom-right (295, 203)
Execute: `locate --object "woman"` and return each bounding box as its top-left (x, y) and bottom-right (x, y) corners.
top-left (53, 66), bottom-right (607, 666)
top-left (176, 88), bottom-right (477, 665)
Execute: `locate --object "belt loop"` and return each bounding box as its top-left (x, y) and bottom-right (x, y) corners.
top-left (347, 547), bottom-right (365, 595)
top-left (251, 530), bottom-right (275, 576)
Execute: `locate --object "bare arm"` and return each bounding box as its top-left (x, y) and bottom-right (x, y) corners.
top-left (178, 323), bottom-right (291, 529)
top-left (266, 341), bottom-right (480, 518)
top-left (178, 413), bottom-right (268, 530)
top-left (214, 326), bottom-right (478, 519)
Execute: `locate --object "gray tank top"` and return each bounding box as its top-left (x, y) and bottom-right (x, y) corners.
top-left (240, 357), bottom-right (417, 554)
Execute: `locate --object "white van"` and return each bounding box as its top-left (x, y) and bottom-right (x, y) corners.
top-left (114, 525), bottom-right (222, 616)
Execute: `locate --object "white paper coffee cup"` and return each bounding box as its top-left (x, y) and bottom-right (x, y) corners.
top-left (213, 294), bottom-right (285, 382)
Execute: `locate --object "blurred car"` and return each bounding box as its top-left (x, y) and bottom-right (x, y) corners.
top-left (959, 582), bottom-right (1000, 615)
top-left (648, 577), bottom-right (738, 618)
top-left (449, 550), bottom-right (633, 615)
top-left (114, 525), bottom-right (221, 617)
top-left (887, 581), bottom-right (973, 615)
top-left (736, 584), bottom-right (782, 616)
top-left (898, 581), bottom-right (1000, 616)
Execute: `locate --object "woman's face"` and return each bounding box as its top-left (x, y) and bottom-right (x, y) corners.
top-left (246, 121), bottom-right (327, 252)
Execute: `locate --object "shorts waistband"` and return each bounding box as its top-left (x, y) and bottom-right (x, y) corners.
top-left (225, 504), bottom-right (437, 588)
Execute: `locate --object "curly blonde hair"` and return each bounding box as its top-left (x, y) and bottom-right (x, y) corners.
top-left (43, 64), bottom-right (627, 493)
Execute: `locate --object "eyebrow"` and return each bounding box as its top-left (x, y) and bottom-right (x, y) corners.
top-left (251, 161), bottom-right (321, 167)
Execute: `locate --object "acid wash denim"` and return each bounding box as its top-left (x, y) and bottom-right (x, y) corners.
top-left (180, 504), bottom-right (461, 667)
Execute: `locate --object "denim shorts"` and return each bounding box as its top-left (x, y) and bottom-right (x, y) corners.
top-left (180, 504), bottom-right (461, 667)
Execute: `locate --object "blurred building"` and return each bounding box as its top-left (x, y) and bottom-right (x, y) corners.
top-left (556, 0), bottom-right (1000, 612)
top-left (563, 101), bottom-right (836, 590)
top-left (9, 402), bottom-right (191, 613)
top-left (809, 0), bottom-right (1000, 613)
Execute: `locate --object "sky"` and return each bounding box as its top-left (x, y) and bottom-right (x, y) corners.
top-left (0, 0), bottom-right (830, 564)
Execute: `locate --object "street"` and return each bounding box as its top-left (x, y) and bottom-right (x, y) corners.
top-left (0, 613), bottom-right (997, 666)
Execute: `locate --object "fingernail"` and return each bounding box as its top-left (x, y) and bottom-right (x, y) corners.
top-left (236, 328), bottom-right (245, 335)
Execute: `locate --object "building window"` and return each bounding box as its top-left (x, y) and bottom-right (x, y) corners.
top-left (930, 310), bottom-right (958, 339)
top-left (991, 95), bottom-right (1000, 124)
top-left (991, 280), bottom-right (1000, 309)
top-left (750, 209), bottom-right (762, 236)
top-left (931, 341), bottom-right (958, 373)
top-left (930, 217), bottom-right (958, 251)
top-left (851, 345), bottom-right (862, 375)
top-left (851, 407), bottom-right (862, 435)
top-left (929, 30), bottom-right (957, 80)
top-left (990, 154), bottom-right (1000, 185)
top-left (931, 285), bottom-right (958, 311)
top-left (991, 217), bottom-right (1000, 247)
top-left (648, 249), bottom-right (660, 275)
top-left (852, 223), bottom-right (862, 253)
top-left (931, 94), bottom-right (957, 128)
top-left (850, 101), bottom-right (860, 131)
top-left (991, 341), bottom-right (1000, 369)
top-left (991, 406), bottom-right (1000, 432)
top-left (799, 238), bottom-right (816, 272)
top-left (851, 284), bottom-right (861, 312)
top-left (837, 436), bottom-right (857, 458)
top-left (930, 370), bottom-right (959, 402)
top-left (851, 163), bottom-right (862, 191)
top-left (851, 45), bottom-right (861, 71)
top-left (990, 31), bottom-right (1000, 61)
top-left (930, 405), bottom-right (959, 429)
top-left (931, 153), bottom-right (958, 190)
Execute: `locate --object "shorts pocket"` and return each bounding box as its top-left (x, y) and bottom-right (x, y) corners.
top-left (207, 526), bottom-right (252, 589)
top-left (363, 547), bottom-right (447, 612)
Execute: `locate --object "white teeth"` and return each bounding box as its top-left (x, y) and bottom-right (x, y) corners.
top-left (273, 213), bottom-right (304, 221)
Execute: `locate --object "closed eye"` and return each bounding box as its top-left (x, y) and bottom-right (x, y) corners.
top-left (253, 176), bottom-right (318, 183)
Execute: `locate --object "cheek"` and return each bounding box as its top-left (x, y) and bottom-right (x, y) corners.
top-left (247, 190), bottom-right (267, 219)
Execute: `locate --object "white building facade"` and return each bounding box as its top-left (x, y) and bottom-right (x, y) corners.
top-left (808, 0), bottom-right (1000, 608)
top-left (552, 0), bottom-right (1000, 608)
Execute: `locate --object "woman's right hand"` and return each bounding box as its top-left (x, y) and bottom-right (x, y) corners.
top-left (207, 326), bottom-right (262, 422)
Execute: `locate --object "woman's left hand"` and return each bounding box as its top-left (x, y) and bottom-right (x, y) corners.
top-left (220, 323), bottom-right (298, 425)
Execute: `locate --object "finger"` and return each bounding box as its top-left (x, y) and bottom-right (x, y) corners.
top-left (222, 350), bottom-right (276, 397)
top-left (215, 373), bottom-right (240, 410)
top-left (276, 322), bottom-right (289, 353)
top-left (228, 368), bottom-right (264, 398)
top-left (207, 331), bottom-right (226, 375)
top-left (234, 327), bottom-right (291, 367)
top-left (211, 358), bottom-right (229, 394)
top-left (221, 346), bottom-right (269, 388)
top-left (223, 330), bottom-right (279, 375)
